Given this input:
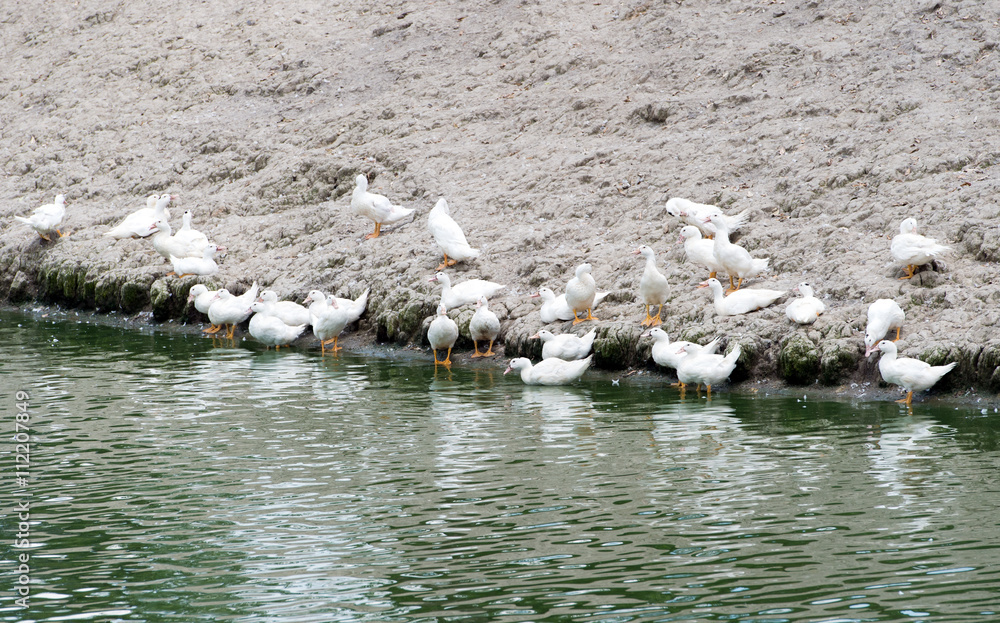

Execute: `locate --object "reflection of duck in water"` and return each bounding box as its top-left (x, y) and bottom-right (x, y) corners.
top-left (512, 385), bottom-right (596, 445)
top-left (866, 417), bottom-right (954, 532)
top-left (429, 375), bottom-right (498, 491)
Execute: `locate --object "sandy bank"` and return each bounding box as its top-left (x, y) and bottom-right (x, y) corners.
top-left (2, 0), bottom-right (999, 399)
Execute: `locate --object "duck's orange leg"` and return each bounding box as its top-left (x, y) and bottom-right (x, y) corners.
top-left (895, 391), bottom-right (914, 405)
top-left (894, 326), bottom-right (901, 341)
top-left (471, 340), bottom-right (483, 358)
top-left (365, 222), bottom-right (382, 240)
top-left (203, 324), bottom-right (222, 334)
top-left (323, 336), bottom-right (341, 352)
top-left (483, 340), bottom-right (496, 357)
top-left (640, 304), bottom-right (654, 327)
top-left (898, 265), bottom-right (916, 280)
top-left (650, 305), bottom-right (663, 327)
top-left (436, 253), bottom-right (458, 270)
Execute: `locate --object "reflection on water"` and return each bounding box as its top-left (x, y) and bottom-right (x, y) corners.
top-left (2, 308), bottom-right (1000, 622)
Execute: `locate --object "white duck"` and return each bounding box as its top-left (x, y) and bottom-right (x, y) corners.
top-left (427, 197), bottom-right (480, 269)
top-left (864, 299), bottom-right (905, 356)
top-left (875, 340), bottom-right (956, 406)
top-left (530, 329), bottom-right (596, 361)
top-left (305, 288), bottom-right (369, 326)
top-left (351, 174), bottom-right (414, 239)
top-left (666, 197), bottom-right (750, 238)
top-left (15, 194), bottom-right (67, 241)
top-left (532, 287), bottom-right (610, 324)
top-left (206, 282), bottom-right (259, 339)
top-left (708, 214), bottom-right (769, 292)
top-left (675, 343), bottom-right (742, 397)
top-left (678, 225), bottom-right (723, 279)
top-left (890, 218), bottom-right (950, 280)
top-left (634, 245), bottom-right (669, 327)
top-left (785, 282), bottom-right (826, 325)
top-left (305, 295), bottom-right (352, 354)
top-left (429, 272), bottom-right (505, 309)
top-left (504, 355), bottom-right (593, 385)
top-left (105, 194), bottom-right (174, 240)
top-left (187, 284), bottom-right (221, 333)
top-left (173, 210), bottom-right (210, 251)
top-left (565, 263), bottom-right (599, 325)
top-left (150, 218), bottom-right (211, 261)
top-left (248, 300), bottom-right (307, 350)
top-left (427, 304), bottom-right (459, 366)
top-left (257, 290), bottom-right (312, 326)
top-left (642, 328), bottom-right (720, 371)
top-left (169, 244), bottom-right (225, 278)
top-left (700, 278), bottom-right (784, 316)
top-left (469, 295), bottom-right (501, 358)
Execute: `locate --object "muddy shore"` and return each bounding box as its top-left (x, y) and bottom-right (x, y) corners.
top-left (2, 0), bottom-right (999, 399)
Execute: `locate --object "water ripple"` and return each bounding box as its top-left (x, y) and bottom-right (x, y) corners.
top-left (2, 309), bottom-right (1000, 622)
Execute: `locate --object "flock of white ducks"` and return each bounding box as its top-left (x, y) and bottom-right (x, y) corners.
top-left (11, 181), bottom-right (959, 401)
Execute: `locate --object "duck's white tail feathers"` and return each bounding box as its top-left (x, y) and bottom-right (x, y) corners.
top-left (14, 216), bottom-right (32, 226)
top-left (349, 288), bottom-right (370, 323)
top-left (930, 243), bottom-right (951, 257)
top-left (701, 337), bottom-right (722, 355)
top-left (746, 258), bottom-right (770, 278)
top-left (722, 344), bottom-right (742, 370)
top-left (933, 362), bottom-right (958, 376)
top-left (725, 208), bottom-right (752, 232)
top-left (385, 205), bottom-right (416, 224)
top-left (580, 329), bottom-right (598, 349)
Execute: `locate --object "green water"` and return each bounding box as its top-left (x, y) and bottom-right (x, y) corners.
top-left (2, 307), bottom-right (1000, 623)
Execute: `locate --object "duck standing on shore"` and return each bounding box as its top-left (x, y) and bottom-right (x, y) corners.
top-left (532, 287), bottom-right (609, 324)
top-left (428, 304), bottom-right (459, 366)
top-left (304, 291), bottom-right (351, 354)
top-left (874, 340), bottom-right (956, 405)
top-left (469, 295), bottom-right (501, 358)
top-left (634, 245), bottom-right (669, 327)
top-left (15, 194), bottom-right (67, 241)
top-left (678, 225), bottom-right (722, 280)
top-left (188, 285), bottom-right (221, 333)
top-left (890, 217), bottom-right (950, 280)
top-left (675, 343), bottom-right (742, 397)
top-left (351, 174), bottom-right (414, 239)
top-left (707, 214), bottom-right (769, 292)
top-left (206, 282), bottom-right (259, 339)
top-left (565, 263), bottom-right (599, 325)
top-left (864, 299), bottom-right (905, 356)
top-left (427, 197), bottom-right (480, 270)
